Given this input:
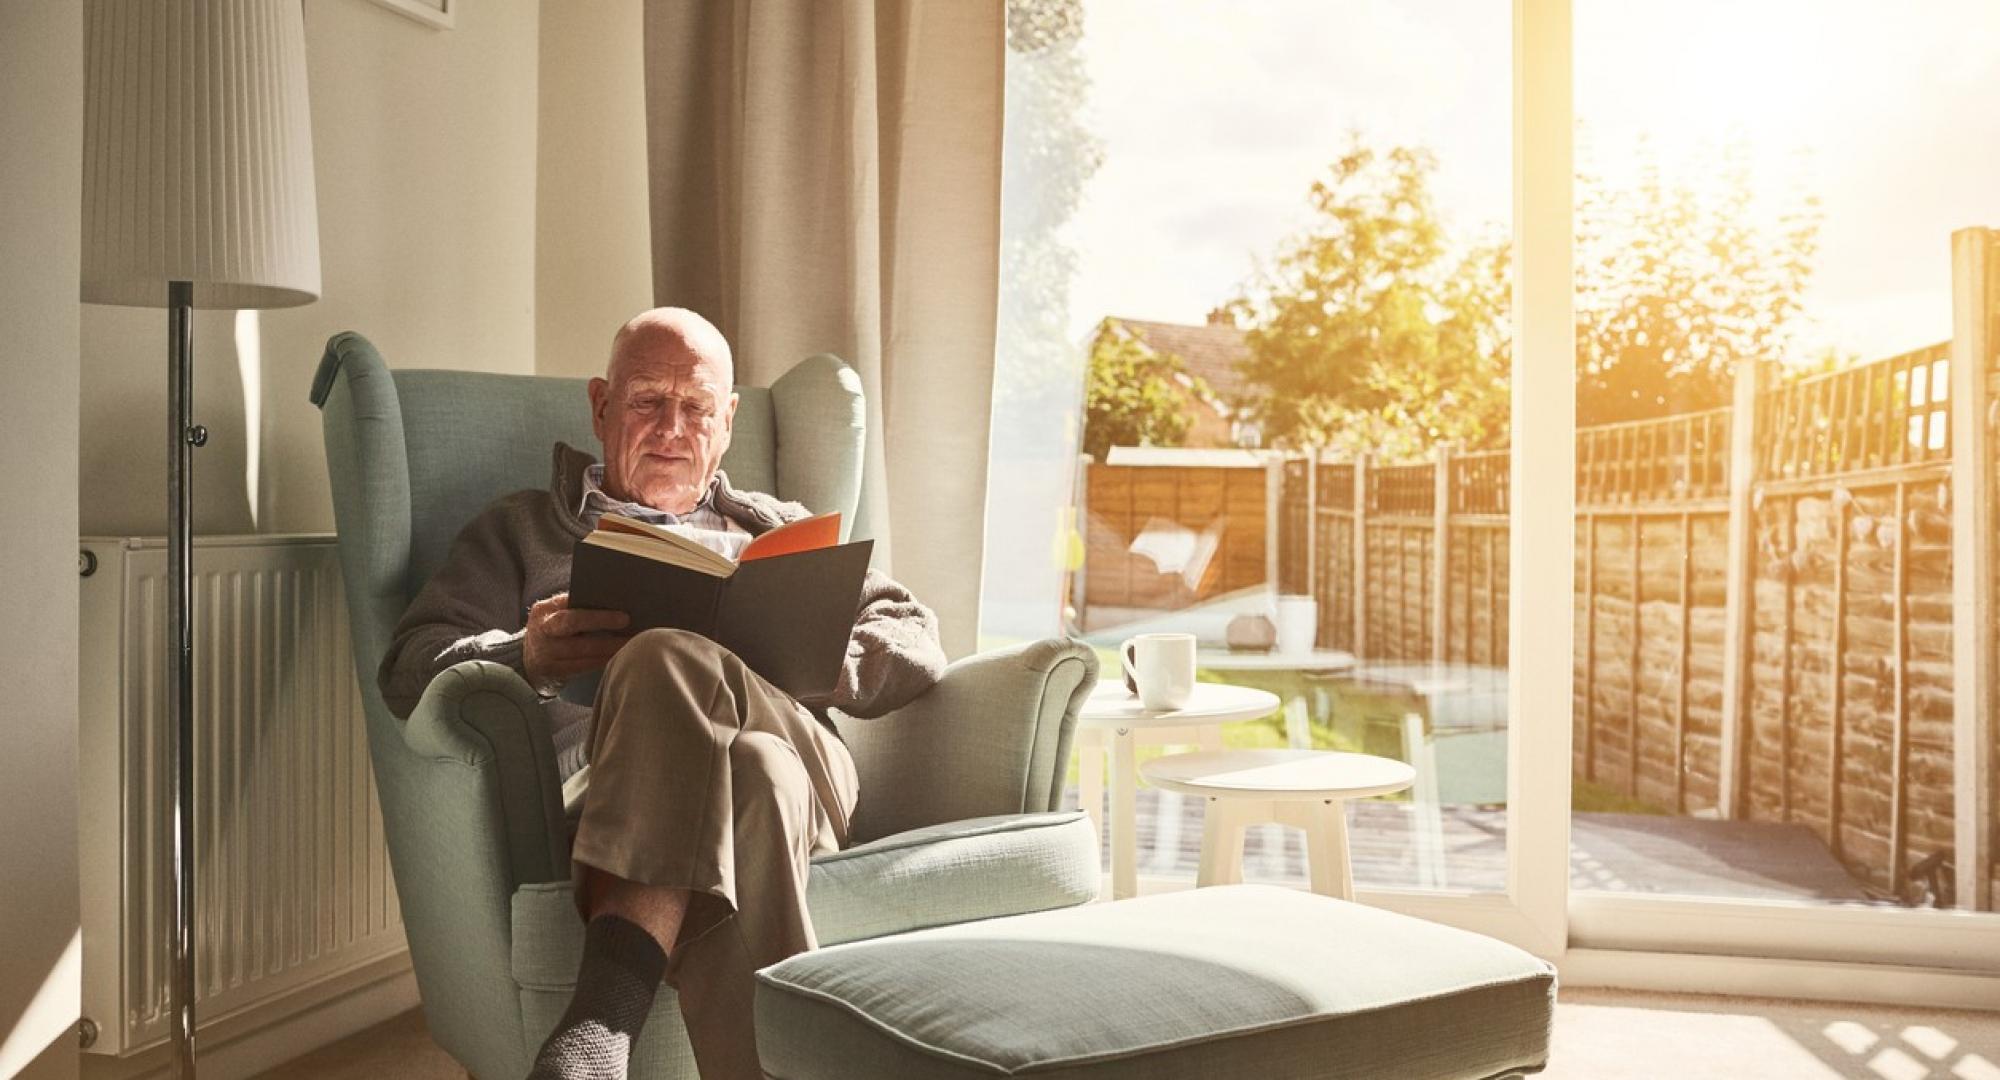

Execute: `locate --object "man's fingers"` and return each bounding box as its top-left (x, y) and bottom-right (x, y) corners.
top-left (540, 635), bottom-right (634, 678)
top-left (544, 631), bottom-right (634, 658)
top-left (544, 606), bottom-right (631, 638)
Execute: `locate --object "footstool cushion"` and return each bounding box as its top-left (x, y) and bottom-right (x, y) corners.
top-left (755, 884), bottom-right (1554, 1079)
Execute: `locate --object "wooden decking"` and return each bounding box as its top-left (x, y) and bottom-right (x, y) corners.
top-left (1079, 787), bottom-right (1879, 903)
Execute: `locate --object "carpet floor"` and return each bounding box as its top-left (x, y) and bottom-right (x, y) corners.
top-left (261, 985), bottom-right (2000, 1079)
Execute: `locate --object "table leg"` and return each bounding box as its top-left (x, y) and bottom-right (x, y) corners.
top-left (1197, 798), bottom-right (1253, 887)
top-left (1111, 727), bottom-right (1137, 900)
top-left (1197, 723), bottom-right (1224, 753)
top-left (1077, 728), bottom-right (1106, 883)
top-left (1285, 694), bottom-right (1311, 749)
top-left (1304, 799), bottom-right (1353, 900)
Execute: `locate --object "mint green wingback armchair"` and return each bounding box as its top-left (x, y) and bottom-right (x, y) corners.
top-left (310, 332), bottom-right (1099, 1080)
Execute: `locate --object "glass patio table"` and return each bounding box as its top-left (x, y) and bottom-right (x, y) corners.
top-left (1195, 648), bottom-right (1358, 748)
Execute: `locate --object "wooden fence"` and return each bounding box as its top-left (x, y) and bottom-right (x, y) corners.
top-left (1082, 227), bottom-right (1999, 908)
top-left (1272, 335), bottom-right (1991, 904)
top-left (1078, 458), bottom-right (1269, 621)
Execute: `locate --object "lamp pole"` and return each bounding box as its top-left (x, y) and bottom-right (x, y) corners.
top-left (166, 278), bottom-right (200, 1077)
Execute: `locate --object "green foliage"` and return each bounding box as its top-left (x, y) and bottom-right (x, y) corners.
top-left (1081, 321), bottom-right (1209, 460)
top-left (1228, 138), bottom-right (1510, 459)
top-left (1574, 138), bottom-right (1821, 425)
top-left (1228, 134), bottom-right (1823, 452)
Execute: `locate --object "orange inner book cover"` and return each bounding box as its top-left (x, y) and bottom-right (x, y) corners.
top-left (740, 511), bottom-right (842, 562)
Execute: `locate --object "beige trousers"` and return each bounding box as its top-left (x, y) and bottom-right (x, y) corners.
top-left (571, 628), bottom-right (859, 1080)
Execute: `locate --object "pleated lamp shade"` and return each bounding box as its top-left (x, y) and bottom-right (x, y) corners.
top-left (81, 0), bottom-right (321, 310)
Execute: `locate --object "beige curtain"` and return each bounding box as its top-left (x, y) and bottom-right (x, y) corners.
top-left (643, 0), bottom-right (1003, 660)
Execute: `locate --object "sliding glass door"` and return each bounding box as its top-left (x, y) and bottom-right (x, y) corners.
top-left (1562, 0), bottom-right (2000, 988)
top-left (979, 0), bottom-right (1584, 955)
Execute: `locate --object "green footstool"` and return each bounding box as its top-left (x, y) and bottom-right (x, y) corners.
top-left (754, 885), bottom-right (1554, 1079)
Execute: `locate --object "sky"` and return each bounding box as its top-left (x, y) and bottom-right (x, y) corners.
top-left (1063, 0), bottom-right (2000, 364)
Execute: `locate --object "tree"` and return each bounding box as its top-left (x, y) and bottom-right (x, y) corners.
top-left (1228, 137), bottom-right (1510, 459)
top-left (1229, 133), bottom-right (1823, 454)
top-left (1081, 321), bottom-right (1209, 460)
top-left (1575, 137), bottom-right (1820, 425)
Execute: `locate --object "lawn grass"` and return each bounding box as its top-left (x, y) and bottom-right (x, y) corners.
top-left (1570, 775), bottom-right (1671, 815)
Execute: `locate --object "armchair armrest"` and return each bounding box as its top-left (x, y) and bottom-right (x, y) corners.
top-left (835, 638), bottom-right (1098, 845)
top-left (402, 660), bottom-right (572, 887)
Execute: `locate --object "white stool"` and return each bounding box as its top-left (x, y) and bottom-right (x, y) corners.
top-left (1140, 749), bottom-right (1415, 900)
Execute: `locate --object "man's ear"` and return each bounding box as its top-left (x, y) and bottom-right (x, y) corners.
top-left (587, 377), bottom-right (610, 441)
top-left (716, 390), bottom-right (740, 453)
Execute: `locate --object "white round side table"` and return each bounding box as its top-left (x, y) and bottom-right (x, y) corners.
top-left (1076, 681), bottom-right (1281, 900)
top-left (1139, 749), bottom-right (1415, 900)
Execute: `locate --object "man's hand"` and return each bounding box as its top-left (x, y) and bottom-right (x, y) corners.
top-left (523, 592), bottom-right (633, 687)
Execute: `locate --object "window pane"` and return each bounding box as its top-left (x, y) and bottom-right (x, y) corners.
top-left (1571, 0), bottom-right (2000, 917)
top-left (984, 0), bottom-right (1515, 895)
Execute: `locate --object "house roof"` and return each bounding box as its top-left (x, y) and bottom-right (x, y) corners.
top-left (1103, 316), bottom-right (1253, 406)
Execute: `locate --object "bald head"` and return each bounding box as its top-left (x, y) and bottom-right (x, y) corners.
top-left (588, 307), bottom-right (740, 514)
top-left (608, 307), bottom-right (734, 389)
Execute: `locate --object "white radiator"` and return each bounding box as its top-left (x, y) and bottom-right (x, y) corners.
top-left (78, 535), bottom-right (407, 1060)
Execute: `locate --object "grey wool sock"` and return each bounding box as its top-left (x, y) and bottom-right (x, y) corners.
top-left (527, 914), bottom-right (669, 1080)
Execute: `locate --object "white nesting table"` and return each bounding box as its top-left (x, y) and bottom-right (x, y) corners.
top-left (1196, 648), bottom-right (1356, 748)
top-left (1140, 749), bottom-right (1415, 900)
top-left (1076, 681), bottom-right (1282, 900)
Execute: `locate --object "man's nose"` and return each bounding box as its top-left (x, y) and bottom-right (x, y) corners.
top-left (651, 408), bottom-right (690, 440)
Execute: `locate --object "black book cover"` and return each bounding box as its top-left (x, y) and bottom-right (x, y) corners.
top-left (568, 538), bottom-right (875, 699)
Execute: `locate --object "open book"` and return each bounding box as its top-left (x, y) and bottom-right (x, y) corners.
top-left (568, 511), bottom-right (873, 699)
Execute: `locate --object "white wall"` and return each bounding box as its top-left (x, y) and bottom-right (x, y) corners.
top-left (78, 0), bottom-right (544, 538)
top-left (535, 0), bottom-right (653, 379)
top-left (22, 7), bottom-right (645, 1071)
top-left (0, 3), bottom-right (83, 1076)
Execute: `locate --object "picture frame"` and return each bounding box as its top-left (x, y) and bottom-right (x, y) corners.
top-left (370, 0), bottom-right (454, 31)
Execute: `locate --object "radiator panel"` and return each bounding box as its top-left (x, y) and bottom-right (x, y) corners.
top-left (80, 535), bottom-right (405, 1056)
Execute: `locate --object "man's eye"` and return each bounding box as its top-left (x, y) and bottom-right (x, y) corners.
top-left (629, 396), bottom-right (663, 413)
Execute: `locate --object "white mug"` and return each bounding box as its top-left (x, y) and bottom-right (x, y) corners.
top-left (1276, 595), bottom-right (1317, 656)
top-left (1122, 632), bottom-right (1196, 711)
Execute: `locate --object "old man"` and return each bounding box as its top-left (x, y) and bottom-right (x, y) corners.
top-left (379, 308), bottom-right (945, 1080)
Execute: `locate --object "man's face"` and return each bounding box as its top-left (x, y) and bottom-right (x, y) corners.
top-left (588, 334), bottom-right (738, 514)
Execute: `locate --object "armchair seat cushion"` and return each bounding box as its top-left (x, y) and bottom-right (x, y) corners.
top-left (810, 810), bottom-right (1099, 946)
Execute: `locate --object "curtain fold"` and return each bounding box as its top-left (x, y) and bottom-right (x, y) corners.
top-left (644, 0), bottom-right (1003, 659)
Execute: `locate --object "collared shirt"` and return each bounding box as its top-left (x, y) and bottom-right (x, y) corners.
top-left (578, 464), bottom-right (752, 561)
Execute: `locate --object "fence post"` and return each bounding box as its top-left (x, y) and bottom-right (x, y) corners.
top-left (1353, 453), bottom-right (1371, 660)
top-left (1265, 453), bottom-right (1284, 598)
top-left (1305, 447), bottom-right (1320, 599)
top-left (1951, 226), bottom-right (1996, 910)
top-left (1717, 356), bottom-right (1765, 820)
top-left (1433, 445), bottom-right (1453, 663)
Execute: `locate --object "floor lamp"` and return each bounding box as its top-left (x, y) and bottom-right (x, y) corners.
top-left (79, 2), bottom-right (321, 1075)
